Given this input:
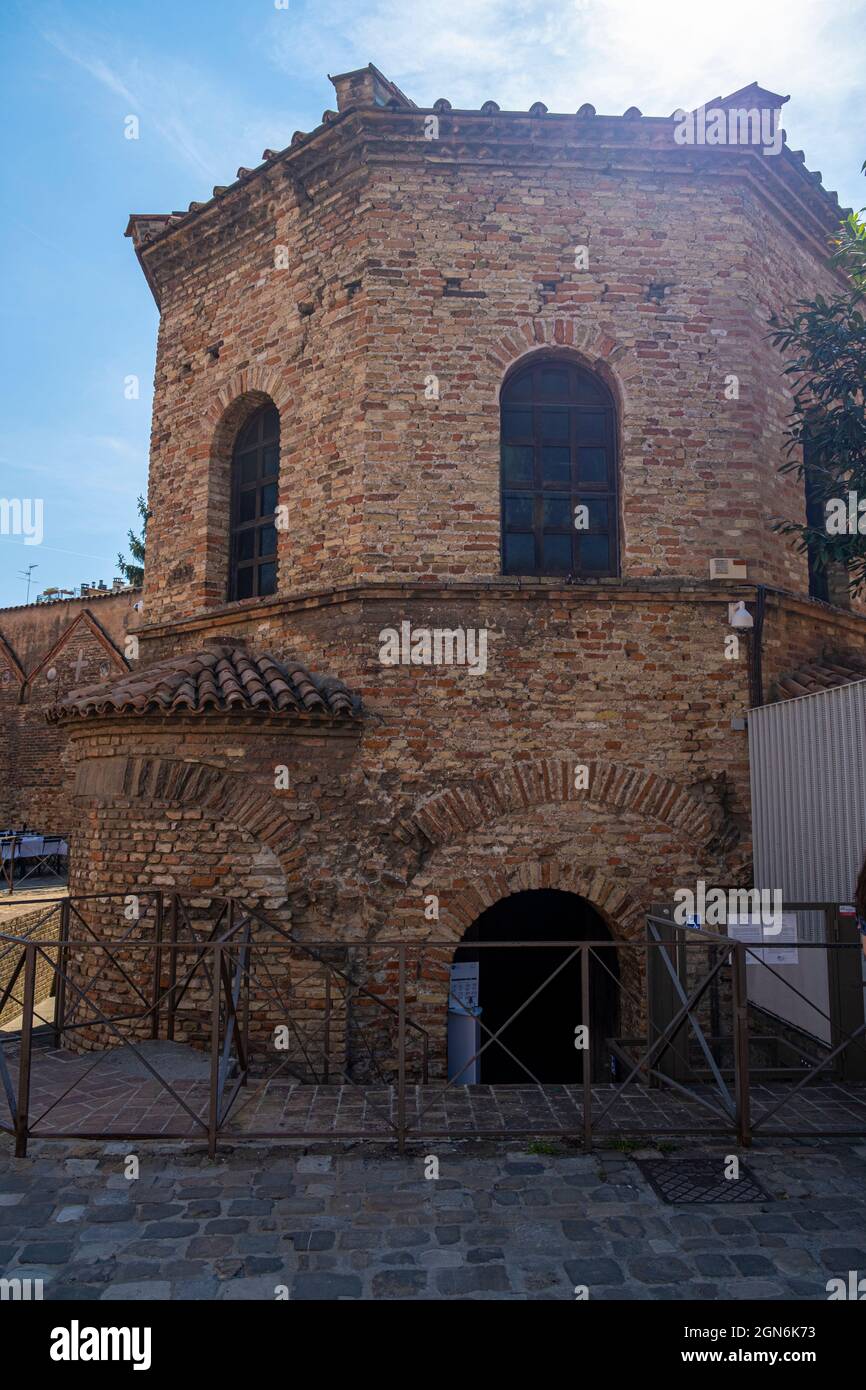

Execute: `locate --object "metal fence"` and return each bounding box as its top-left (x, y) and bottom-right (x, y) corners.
top-left (0, 894), bottom-right (864, 1156)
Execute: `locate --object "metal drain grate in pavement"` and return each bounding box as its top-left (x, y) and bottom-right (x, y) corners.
top-left (635, 1158), bottom-right (771, 1204)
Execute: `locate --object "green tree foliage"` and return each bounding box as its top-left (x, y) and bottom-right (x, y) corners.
top-left (117, 494), bottom-right (150, 587)
top-left (770, 161), bottom-right (866, 595)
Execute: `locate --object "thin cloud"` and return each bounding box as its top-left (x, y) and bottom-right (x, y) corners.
top-left (0, 539), bottom-right (120, 564)
top-left (43, 34), bottom-right (139, 107)
top-left (41, 27), bottom-right (303, 188)
top-left (268, 0), bottom-right (866, 206)
top-left (43, 28), bottom-right (215, 179)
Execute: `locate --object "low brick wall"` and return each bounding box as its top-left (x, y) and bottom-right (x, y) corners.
top-left (0, 903), bottom-right (61, 1029)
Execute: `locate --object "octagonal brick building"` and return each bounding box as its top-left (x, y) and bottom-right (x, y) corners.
top-left (55, 65), bottom-right (866, 1077)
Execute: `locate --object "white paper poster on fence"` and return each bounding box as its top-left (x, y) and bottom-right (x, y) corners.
top-left (727, 913), bottom-right (799, 966)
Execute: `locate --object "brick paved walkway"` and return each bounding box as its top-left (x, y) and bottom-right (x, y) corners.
top-left (1, 1134), bottom-right (865, 1300)
top-left (6, 1041), bottom-right (866, 1141)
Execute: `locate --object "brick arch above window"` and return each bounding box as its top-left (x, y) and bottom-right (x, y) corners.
top-left (487, 319), bottom-right (637, 411)
top-left (203, 367), bottom-right (294, 431)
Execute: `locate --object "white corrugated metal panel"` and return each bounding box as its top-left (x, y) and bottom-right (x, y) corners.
top-left (749, 678), bottom-right (866, 906)
top-left (748, 678), bottom-right (866, 1042)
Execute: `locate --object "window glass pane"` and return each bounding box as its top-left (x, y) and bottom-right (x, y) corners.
top-left (502, 445), bottom-right (533, 484)
top-left (541, 446), bottom-right (571, 484)
top-left (499, 368), bottom-right (617, 582)
top-left (504, 495), bottom-right (533, 528)
top-left (540, 409), bottom-right (569, 441)
top-left (576, 411), bottom-right (606, 444)
top-left (502, 409), bottom-right (532, 442)
top-left (262, 445), bottom-right (279, 476)
top-left (543, 534), bottom-right (572, 572)
top-left (235, 566), bottom-right (254, 599)
top-left (236, 529), bottom-right (255, 561)
top-left (258, 562), bottom-right (277, 596)
top-left (260, 481), bottom-right (278, 515)
top-left (238, 489), bottom-right (257, 522)
top-left (574, 375), bottom-right (610, 407)
top-left (579, 497), bottom-right (608, 530)
top-left (503, 533), bottom-right (535, 574)
top-left (259, 524), bottom-right (277, 557)
top-left (579, 534), bottom-right (609, 571)
top-left (539, 368), bottom-right (569, 400)
top-left (240, 454), bottom-right (258, 484)
top-left (260, 406), bottom-right (280, 442)
top-left (237, 416), bottom-right (260, 450)
top-left (543, 495), bottom-right (571, 528)
top-left (502, 372), bottom-right (532, 402)
top-left (576, 448), bottom-right (607, 484)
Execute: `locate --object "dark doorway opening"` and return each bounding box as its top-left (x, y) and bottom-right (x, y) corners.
top-left (453, 888), bottom-right (620, 1083)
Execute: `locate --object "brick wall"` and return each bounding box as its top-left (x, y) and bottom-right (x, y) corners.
top-left (0, 594), bottom-right (136, 828)
top-left (0, 902), bottom-right (61, 1029)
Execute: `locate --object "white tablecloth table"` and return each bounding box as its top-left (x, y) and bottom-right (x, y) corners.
top-left (0, 835), bottom-right (69, 861)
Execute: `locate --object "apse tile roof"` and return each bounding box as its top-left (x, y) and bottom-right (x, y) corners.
top-left (771, 659), bottom-right (866, 701)
top-left (47, 642), bottom-right (360, 723)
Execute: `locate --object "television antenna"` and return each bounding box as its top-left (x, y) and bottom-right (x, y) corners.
top-left (17, 564), bottom-right (38, 602)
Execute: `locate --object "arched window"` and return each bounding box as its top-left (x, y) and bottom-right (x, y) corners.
top-left (500, 359), bottom-right (619, 578)
top-left (229, 404), bottom-right (279, 600)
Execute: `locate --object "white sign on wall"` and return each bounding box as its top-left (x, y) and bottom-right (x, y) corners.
top-left (728, 913), bottom-right (799, 966)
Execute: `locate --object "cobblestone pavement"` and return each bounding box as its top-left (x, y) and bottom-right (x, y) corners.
top-left (1, 1135), bottom-right (865, 1300)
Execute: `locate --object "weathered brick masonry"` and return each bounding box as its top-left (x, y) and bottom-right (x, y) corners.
top-left (0, 592), bottom-right (137, 830)
top-left (0, 904), bottom-right (60, 1029)
top-left (41, 66), bottom-right (866, 1068)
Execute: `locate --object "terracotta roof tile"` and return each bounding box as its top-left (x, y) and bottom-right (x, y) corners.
top-left (125, 75), bottom-right (848, 267)
top-left (771, 658), bottom-right (866, 702)
top-left (46, 642), bottom-right (360, 723)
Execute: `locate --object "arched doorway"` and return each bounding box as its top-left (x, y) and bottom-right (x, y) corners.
top-left (451, 888), bottom-right (620, 1083)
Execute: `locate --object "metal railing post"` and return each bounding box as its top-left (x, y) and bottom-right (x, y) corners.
top-left (53, 899), bottom-right (70, 1049)
top-left (323, 967), bottom-right (332, 1084)
top-left (731, 941), bottom-right (752, 1147)
top-left (7, 836), bottom-right (16, 895)
top-left (581, 944), bottom-right (593, 1152)
top-left (166, 894), bottom-right (179, 1041)
top-left (240, 925), bottom-right (251, 1087)
top-left (151, 892), bottom-right (164, 1040)
top-left (15, 943), bottom-right (37, 1157)
top-left (397, 945), bottom-right (406, 1155)
top-left (208, 942), bottom-right (223, 1159)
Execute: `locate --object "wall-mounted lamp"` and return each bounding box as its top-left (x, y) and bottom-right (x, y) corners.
top-left (728, 600), bottom-right (754, 630)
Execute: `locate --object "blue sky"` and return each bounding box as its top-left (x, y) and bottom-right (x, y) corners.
top-left (1, 0), bottom-right (864, 609)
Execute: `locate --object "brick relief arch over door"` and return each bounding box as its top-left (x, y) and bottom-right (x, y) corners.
top-left (500, 355), bottom-right (620, 578)
top-left (391, 758), bottom-right (738, 862)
